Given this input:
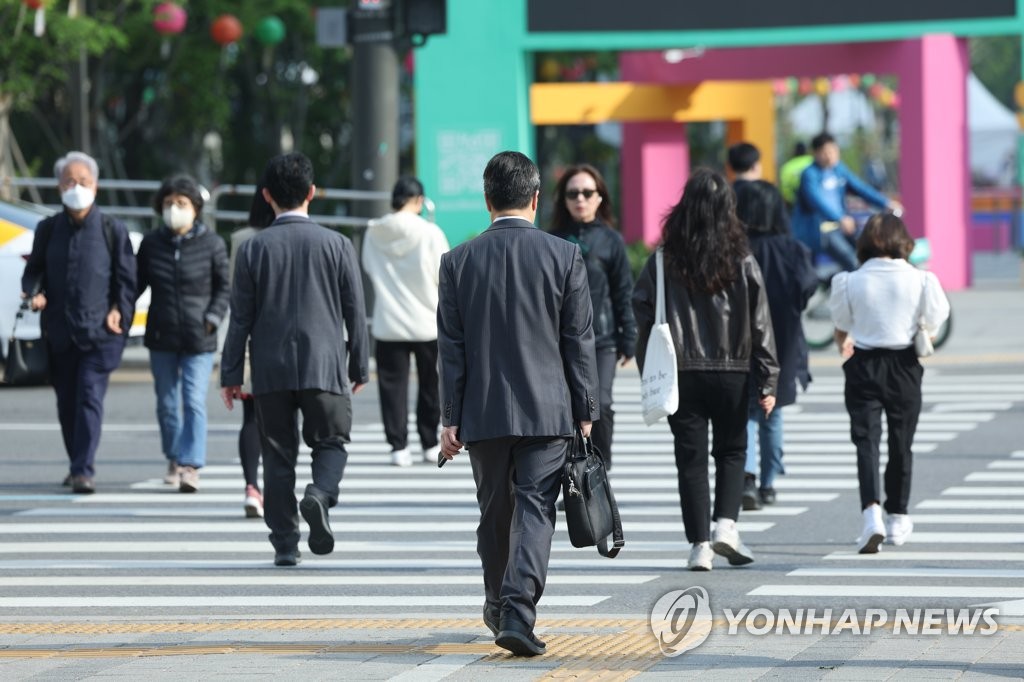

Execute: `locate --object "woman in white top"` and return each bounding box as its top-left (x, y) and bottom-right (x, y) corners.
top-left (362, 177), bottom-right (450, 467)
top-left (829, 213), bottom-right (950, 554)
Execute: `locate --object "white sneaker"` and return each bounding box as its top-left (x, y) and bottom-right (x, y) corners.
top-left (390, 448), bottom-right (412, 467)
top-left (711, 518), bottom-right (755, 566)
top-left (688, 542), bottom-right (714, 571)
top-left (885, 513), bottom-right (913, 546)
top-left (423, 445), bottom-right (441, 464)
top-left (857, 504), bottom-right (885, 554)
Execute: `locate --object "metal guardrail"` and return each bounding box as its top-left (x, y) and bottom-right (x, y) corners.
top-left (1, 177), bottom-right (436, 231)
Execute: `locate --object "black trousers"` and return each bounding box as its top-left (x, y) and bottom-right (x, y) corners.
top-left (592, 348), bottom-right (618, 470)
top-left (239, 397), bottom-right (261, 489)
top-left (375, 340), bottom-right (440, 451)
top-left (468, 435), bottom-right (569, 630)
top-left (49, 338), bottom-right (125, 478)
top-left (254, 389), bottom-right (352, 553)
top-left (667, 371), bottom-right (750, 544)
top-left (843, 347), bottom-right (923, 515)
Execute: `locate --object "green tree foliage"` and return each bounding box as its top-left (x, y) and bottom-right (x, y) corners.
top-left (970, 36), bottom-right (1021, 110)
top-left (9, 0), bottom-right (354, 193)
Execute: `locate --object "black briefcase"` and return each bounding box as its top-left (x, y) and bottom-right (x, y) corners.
top-left (3, 303), bottom-right (49, 386)
top-left (562, 431), bottom-right (624, 558)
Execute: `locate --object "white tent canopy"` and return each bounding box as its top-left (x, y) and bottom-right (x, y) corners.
top-left (788, 73), bottom-right (1018, 186)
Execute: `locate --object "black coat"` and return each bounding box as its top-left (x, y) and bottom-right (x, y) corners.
top-left (136, 223), bottom-right (230, 354)
top-left (438, 218), bottom-right (600, 442)
top-left (551, 220), bottom-right (637, 357)
top-left (748, 232), bottom-right (818, 406)
top-left (220, 215), bottom-right (369, 396)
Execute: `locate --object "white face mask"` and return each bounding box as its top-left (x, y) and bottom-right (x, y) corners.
top-left (163, 204), bottom-right (196, 232)
top-left (61, 184), bottom-right (95, 211)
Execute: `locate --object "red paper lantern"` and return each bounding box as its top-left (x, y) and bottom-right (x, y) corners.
top-left (153, 2), bottom-right (187, 36)
top-left (210, 14), bottom-right (243, 46)
top-left (23, 0), bottom-right (44, 9)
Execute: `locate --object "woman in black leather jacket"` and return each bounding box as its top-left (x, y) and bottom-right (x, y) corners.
top-left (633, 168), bottom-right (779, 572)
top-left (551, 164), bottom-right (637, 470)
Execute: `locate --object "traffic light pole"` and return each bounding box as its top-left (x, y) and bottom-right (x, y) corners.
top-left (350, 3), bottom-right (400, 223)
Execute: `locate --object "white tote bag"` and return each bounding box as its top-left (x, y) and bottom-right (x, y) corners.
top-left (641, 249), bottom-right (679, 425)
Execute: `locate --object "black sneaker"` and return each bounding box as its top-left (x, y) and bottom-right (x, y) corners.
top-left (741, 474), bottom-right (761, 511)
top-left (759, 487), bottom-right (776, 505)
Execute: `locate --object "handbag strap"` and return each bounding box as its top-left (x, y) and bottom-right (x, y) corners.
top-left (597, 484), bottom-right (625, 558)
top-left (916, 272), bottom-right (929, 328)
top-left (9, 302), bottom-right (29, 340)
top-left (654, 248), bottom-right (666, 326)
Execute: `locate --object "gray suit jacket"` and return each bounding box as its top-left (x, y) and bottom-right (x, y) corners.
top-left (437, 217), bottom-right (600, 442)
top-left (221, 215), bottom-right (369, 396)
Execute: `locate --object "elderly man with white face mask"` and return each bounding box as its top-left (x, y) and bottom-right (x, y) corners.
top-left (21, 151), bottom-right (137, 494)
top-left (136, 175), bottom-right (229, 493)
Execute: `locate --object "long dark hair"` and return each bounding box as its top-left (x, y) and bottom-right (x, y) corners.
top-left (247, 180), bottom-right (275, 228)
top-left (662, 168), bottom-right (748, 294)
top-left (551, 163), bottom-right (615, 231)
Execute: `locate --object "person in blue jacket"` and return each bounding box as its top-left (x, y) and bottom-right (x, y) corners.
top-left (792, 133), bottom-right (902, 271)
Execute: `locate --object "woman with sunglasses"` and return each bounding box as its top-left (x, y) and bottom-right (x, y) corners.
top-left (551, 164), bottom-right (637, 471)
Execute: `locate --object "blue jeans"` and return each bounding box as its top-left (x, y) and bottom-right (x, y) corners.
top-left (745, 402), bottom-right (785, 488)
top-left (821, 228), bottom-right (859, 271)
top-left (150, 350), bottom-right (215, 468)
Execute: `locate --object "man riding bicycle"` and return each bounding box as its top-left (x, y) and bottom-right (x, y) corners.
top-left (792, 132), bottom-right (902, 272)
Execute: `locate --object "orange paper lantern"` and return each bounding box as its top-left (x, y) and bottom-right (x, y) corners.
top-left (211, 14), bottom-right (243, 46)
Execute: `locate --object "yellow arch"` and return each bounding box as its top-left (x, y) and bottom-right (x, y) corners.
top-left (529, 81), bottom-right (776, 181)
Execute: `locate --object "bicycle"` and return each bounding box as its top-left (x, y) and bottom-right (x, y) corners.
top-left (801, 237), bottom-right (953, 351)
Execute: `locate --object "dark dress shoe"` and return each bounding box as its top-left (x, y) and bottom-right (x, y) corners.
top-left (495, 615), bottom-right (546, 657)
top-left (759, 487), bottom-right (777, 505)
top-left (62, 474), bottom-right (72, 487)
top-left (274, 550), bottom-right (302, 566)
top-left (741, 474), bottom-right (761, 511)
top-left (299, 492), bottom-right (335, 555)
top-left (483, 603), bottom-right (500, 636)
top-left (71, 476), bottom-right (95, 494)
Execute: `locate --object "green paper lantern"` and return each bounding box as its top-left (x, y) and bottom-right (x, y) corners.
top-left (254, 16), bottom-right (285, 46)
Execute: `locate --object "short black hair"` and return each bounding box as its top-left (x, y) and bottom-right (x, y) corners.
top-left (727, 143), bottom-right (760, 175)
top-left (391, 176), bottom-right (424, 210)
top-left (811, 132), bottom-right (836, 151)
top-left (483, 151), bottom-right (540, 211)
top-left (857, 212), bottom-right (914, 262)
top-left (263, 152), bottom-right (314, 210)
top-left (792, 141), bottom-right (807, 156)
top-left (152, 174), bottom-right (204, 215)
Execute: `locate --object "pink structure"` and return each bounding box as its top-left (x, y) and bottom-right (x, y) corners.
top-left (620, 35), bottom-right (971, 289)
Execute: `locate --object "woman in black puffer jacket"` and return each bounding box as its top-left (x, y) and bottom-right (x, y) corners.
top-left (551, 164), bottom-right (637, 471)
top-left (136, 175), bottom-right (229, 493)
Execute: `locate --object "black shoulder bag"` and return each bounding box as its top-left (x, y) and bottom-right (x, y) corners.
top-left (562, 430), bottom-right (624, 558)
top-left (3, 302), bottom-right (49, 385)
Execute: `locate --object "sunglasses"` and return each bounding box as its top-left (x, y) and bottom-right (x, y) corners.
top-left (566, 189), bottom-right (599, 200)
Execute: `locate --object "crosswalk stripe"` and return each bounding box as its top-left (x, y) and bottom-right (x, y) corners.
top-left (942, 486), bottom-right (1024, 496)
top-left (0, 558), bottom-right (687, 570)
top-left (789, 567), bottom-right (1024, 579)
top-left (824, 551), bottom-right (1024, 561)
top-left (0, 521), bottom-right (774, 535)
top-left (0, 596), bottom-right (609, 609)
top-left (66, 491), bottom-right (841, 504)
top-left (0, 538), bottom-right (764, 553)
top-left (14, 505), bottom-right (807, 518)
top-left (0, 574), bottom-right (659, 587)
top-left (965, 472), bottom-right (1024, 482)
top-left (987, 461), bottom-right (1024, 469)
top-left (917, 500), bottom-right (1024, 510)
top-left (910, 514), bottom-right (1024, 524)
top-left (749, 585), bottom-right (1024, 598)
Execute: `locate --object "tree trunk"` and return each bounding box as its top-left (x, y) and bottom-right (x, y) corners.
top-left (0, 94), bottom-right (15, 201)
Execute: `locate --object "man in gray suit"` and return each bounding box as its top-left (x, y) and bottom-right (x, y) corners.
top-left (437, 151), bottom-right (599, 656)
top-left (221, 153), bottom-right (369, 567)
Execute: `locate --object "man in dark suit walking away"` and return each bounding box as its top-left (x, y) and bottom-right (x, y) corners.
top-left (437, 151), bottom-right (600, 656)
top-left (220, 153), bottom-right (369, 567)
